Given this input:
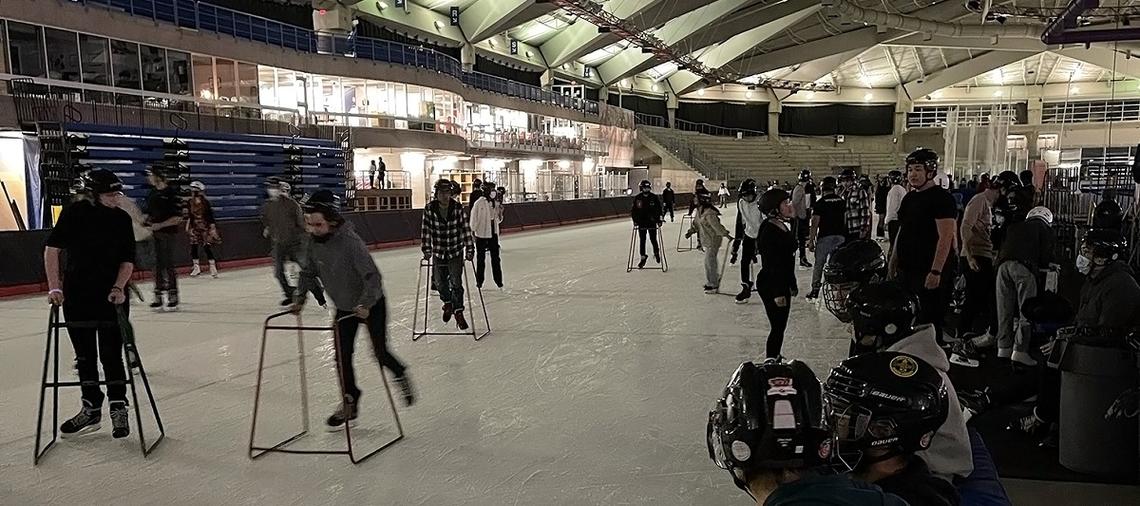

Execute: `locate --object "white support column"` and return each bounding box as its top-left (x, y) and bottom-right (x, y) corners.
top-left (666, 91), bottom-right (678, 128)
top-left (461, 43), bottom-right (476, 72)
top-left (768, 101), bottom-right (781, 141)
top-left (895, 86), bottom-right (912, 137)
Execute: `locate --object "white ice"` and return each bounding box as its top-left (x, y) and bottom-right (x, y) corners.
top-left (0, 210), bottom-right (855, 505)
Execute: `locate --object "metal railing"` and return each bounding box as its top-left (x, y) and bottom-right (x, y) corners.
top-left (67, 0), bottom-right (600, 115)
top-left (637, 126), bottom-right (727, 182)
top-left (634, 113), bottom-right (666, 127)
top-left (674, 119), bottom-right (766, 138)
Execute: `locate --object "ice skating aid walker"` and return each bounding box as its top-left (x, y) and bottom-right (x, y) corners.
top-left (412, 258), bottom-right (491, 341)
top-left (627, 226), bottom-right (668, 272)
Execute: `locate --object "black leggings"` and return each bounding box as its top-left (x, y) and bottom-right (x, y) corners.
top-left (190, 244), bottom-right (216, 261)
top-left (638, 227), bottom-right (660, 257)
top-left (333, 299), bottom-right (407, 401)
top-left (760, 293), bottom-right (791, 359)
top-left (739, 237), bottom-right (757, 286)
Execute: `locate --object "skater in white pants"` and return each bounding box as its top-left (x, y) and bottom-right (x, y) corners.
top-left (685, 192), bottom-right (732, 293)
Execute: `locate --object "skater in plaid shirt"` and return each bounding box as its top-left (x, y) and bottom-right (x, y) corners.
top-left (422, 179), bottom-right (475, 330)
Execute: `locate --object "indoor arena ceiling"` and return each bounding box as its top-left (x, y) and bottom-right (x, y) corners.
top-left (351, 0), bottom-right (1140, 98)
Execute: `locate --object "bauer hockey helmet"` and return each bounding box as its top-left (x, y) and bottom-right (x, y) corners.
top-left (189, 181), bottom-right (206, 192)
top-left (80, 168), bottom-right (124, 195)
top-left (1082, 229), bottom-right (1128, 262)
top-left (887, 170), bottom-right (903, 185)
top-left (738, 178), bottom-right (759, 198)
top-left (639, 179), bottom-right (652, 191)
top-left (708, 359), bottom-right (833, 493)
top-left (822, 240), bottom-right (887, 323)
top-left (845, 281), bottom-right (921, 352)
top-left (799, 169), bottom-right (813, 182)
top-left (905, 148), bottom-right (939, 174)
top-left (824, 351), bottom-right (948, 469)
top-left (820, 176), bottom-right (838, 193)
top-left (758, 188), bottom-right (790, 216)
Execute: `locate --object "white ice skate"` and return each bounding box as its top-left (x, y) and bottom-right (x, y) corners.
top-left (209, 260), bottom-right (219, 278)
top-left (189, 262), bottom-right (201, 277)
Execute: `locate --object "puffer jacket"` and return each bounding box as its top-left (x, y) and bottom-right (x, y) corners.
top-left (685, 206), bottom-right (731, 249)
top-left (1076, 261), bottom-right (1140, 328)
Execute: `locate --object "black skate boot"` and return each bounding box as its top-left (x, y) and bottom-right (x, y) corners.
top-left (734, 283), bottom-right (752, 304)
top-left (60, 400), bottom-right (101, 437)
top-left (454, 310), bottom-right (469, 330)
top-left (637, 255), bottom-right (648, 268)
top-left (654, 251), bottom-right (662, 264)
top-left (958, 388), bottom-right (991, 422)
top-left (165, 290), bottom-right (179, 312)
top-left (393, 374), bottom-right (416, 406)
top-left (326, 395), bottom-right (358, 431)
top-left (799, 256), bottom-right (812, 268)
top-left (110, 401), bottom-right (130, 439)
top-left (805, 289), bottom-right (819, 300)
top-left (150, 292), bottom-right (165, 310)
top-left (441, 302), bottom-right (454, 323)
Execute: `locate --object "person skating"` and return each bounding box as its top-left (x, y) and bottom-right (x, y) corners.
top-left (843, 282), bottom-right (974, 482)
top-left (630, 179), bottom-right (664, 268)
top-left (143, 166), bottom-right (183, 311)
top-left (718, 182), bottom-right (730, 209)
top-left (422, 179), bottom-right (476, 330)
top-left (994, 206), bottom-right (1055, 366)
top-left (44, 169), bottom-right (136, 439)
top-left (824, 351), bottom-right (961, 506)
top-left (839, 169), bottom-right (872, 241)
top-left (685, 192), bottom-right (732, 293)
top-left (755, 188), bottom-right (798, 359)
top-left (469, 180), bottom-right (504, 289)
top-left (293, 190), bottom-right (415, 430)
top-left (730, 179), bottom-right (763, 303)
top-left (186, 181), bottom-right (221, 278)
top-left (689, 179), bottom-right (709, 216)
top-left (262, 176), bottom-right (326, 308)
top-left (806, 177), bottom-right (847, 299)
top-left (708, 359), bottom-right (906, 506)
top-left (468, 178), bottom-right (484, 212)
top-left (883, 170), bottom-right (906, 249)
top-left (791, 169), bottom-right (813, 268)
top-left (661, 182), bottom-right (676, 222)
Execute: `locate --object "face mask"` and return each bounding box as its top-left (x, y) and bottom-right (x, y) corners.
top-left (1076, 254), bottom-right (1092, 275)
top-left (267, 188), bottom-right (281, 199)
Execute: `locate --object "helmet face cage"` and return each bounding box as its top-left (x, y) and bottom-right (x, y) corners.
top-left (823, 281), bottom-right (858, 322)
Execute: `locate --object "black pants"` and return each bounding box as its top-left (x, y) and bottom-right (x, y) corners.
top-left (64, 296), bottom-right (129, 407)
top-left (794, 218), bottom-right (810, 259)
top-left (887, 221), bottom-right (901, 250)
top-left (153, 232), bottom-right (178, 300)
top-left (638, 227), bottom-right (660, 257)
top-left (1035, 367), bottom-right (1062, 423)
top-left (900, 261), bottom-right (955, 343)
top-left (739, 237), bottom-right (757, 286)
top-left (760, 293), bottom-right (791, 359)
top-left (334, 299), bottom-right (406, 401)
top-left (190, 244), bottom-right (216, 262)
top-left (961, 256), bottom-right (997, 336)
top-left (876, 213), bottom-right (887, 238)
top-left (474, 235), bottom-right (502, 287)
top-left (663, 202), bottom-right (674, 221)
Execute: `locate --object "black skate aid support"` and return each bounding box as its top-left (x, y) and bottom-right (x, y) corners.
top-left (33, 305), bottom-right (165, 465)
top-left (411, 258), bottom-right (491, 341)
top-left (626, 226), bottom-right (668, 273)
top-left (248, 311), bottom-right (403, 464)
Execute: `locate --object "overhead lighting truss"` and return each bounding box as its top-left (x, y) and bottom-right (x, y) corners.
top-left (545, 0), bottom-right (837, 92)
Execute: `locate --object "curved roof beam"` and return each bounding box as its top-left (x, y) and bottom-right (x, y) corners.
top-left (903, 50), bottom-right (1030, 98)
top-left (460, 0), bottom-right (558, 45)
top-left (540, 0), bottom-right (712, 68)
top-left (1057, 46), bottom-right (1140, 80)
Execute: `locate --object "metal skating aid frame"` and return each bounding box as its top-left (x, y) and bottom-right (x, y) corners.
top-left (248, 311), bottom-right (404, 464)
top-left (627, 227), bottom-right (668, 272)
top-left (412, 259), bottom-right (490, 341)
top-left (34, 305), bottom-right (165, 465)
top-left (677, 214), bottom-right (696, 252)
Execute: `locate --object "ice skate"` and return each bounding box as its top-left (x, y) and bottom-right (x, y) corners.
top-left (126, 346), bottom-right (140, 370)
top-left (165, 291), bottom-right (180, 312)
top-left (279, 297), bottom-right (293, 307)
top-left (734, 283), bottom-right (752, 304)
top-left (441, 302), bottom-right (454, 323)
top-left (208, 260), bottom-right (218, 278)
top-left (454, 310), bottom-right (469, 330)
top-left (60, 400), bottom-right (101, 437)
top-left (393, 374), bottom-right (416, 406)
top-left (110, 401), bottom-right (130, 439)
top-left (949, 340), bottom-right (983, 368)
top-left (326, 395), bottom-right (358, 431)
top-left (637, 255), bottom-right (648, 268)
top-left (150, 293), bottom-right (165, 311)
top-left (804, 289), bottom-right (819, 300)
top-left (703, 285), bottom-right (718, 294)
top-left (189, 261), bottom-right (202, 277)
top-left (654, 251), bottom-right (661, 264)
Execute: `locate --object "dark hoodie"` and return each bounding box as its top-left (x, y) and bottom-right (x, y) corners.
top-left (997, 216), bottom-right (1054, 270)
top-left (297, 221), bottom-right (383, 311)
top-left (874, 455), bottom-right (961, 506)
top-left (1077, 261), bottom-right (1140, 328)
top-left (763, 474), bottom-right (907, 506)
top-left (631, 191), bottom-right (663, 228)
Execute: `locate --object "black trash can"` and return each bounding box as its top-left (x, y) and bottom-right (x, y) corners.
top-left (1059, 341), bottom-right (1138, 478)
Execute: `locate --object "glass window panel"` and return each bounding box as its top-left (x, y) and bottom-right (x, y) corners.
top-left (79, 34), bottom-right (110, 86)
top-left (45, 28), bottom-right (80, 82)
top-left (7, 21), bottom-right (46, 78)
top-left (167, 50), bottom-right (191, 95)
top-left (110, 39), bottom-right (140, 89)
top-left (215, 58), bottom-right (236, 101)
top-left (236, 61), bottom-right (258, 103)
top-left (192, 54), bottom-right (214, 99)
top-left (277, 69), bottom-right (299, 109)
top-left (140, 45), bottom-right (167, 92)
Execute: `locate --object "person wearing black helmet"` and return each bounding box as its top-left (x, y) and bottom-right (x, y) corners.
top-left (731, 179), bottom-right (764, 303)
top-left (422, 178), bottom-right (476, 330)
top-left (708, 359), bottom-right (905, 505)
top-left (824, 351), bottom-right (960, 506)
top-left (990, 170), bottom-right (1025, 249)
top-left (883, 170), bottom-right (906, 249)
top-left (685, 191), bottom-right (732, 293)
top-left (791, 169), bottom-right (813, 268)
top-left (631, 179), bottom-right (664, 268)
top-left (1092, 188), bottom-right (1123, 231)
top-left (661, 182), bottom-right (676, 222)
top-left (755, 188), bottom-right (798, 358)
top-left (993, 206), bottom-right (1056, 366)
top-left (294, 190), bottom-right (415, 429)
top-left (957, 177), bottom-right (1002, 349)
top-left (469, 180), bottom-right (504, 289)
top-left (891, 148), bottom-right (958, 344)
top-left (838, 169), bottom-right (871, 241)
top-left (262, 175), bottom-right (326, 308)
top-left (806, 177), bottom-right (847, 300)
top-left (718, 181), bottom-right (730, 208)
top-left (820, 239), bottom-right (887, 323)
top-left (844, 282), bottom-right (974, 483)
top-left (143, 166), bottom-right (183, 311)
top-left (689, 179), bottom-right (708, 216)
top-left (44, 169), bottom-right (136, 439)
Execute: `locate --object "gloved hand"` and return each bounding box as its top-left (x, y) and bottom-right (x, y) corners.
top-left (789, 285), bottom-right (799, 297)
top-left (730, 250), bottom-right (738, 265)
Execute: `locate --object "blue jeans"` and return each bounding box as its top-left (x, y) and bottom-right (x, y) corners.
top-left (432, 257), bottom-right (466, 311)
top-left (811, 235), bottom-right (846, 290)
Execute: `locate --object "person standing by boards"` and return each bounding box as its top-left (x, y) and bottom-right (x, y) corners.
top-left (661, 182), bottom-right (676, 222)
top-left (144, 166), bottom-right (183, 311)
top-left (469, 180), bottom-right (505, 290)
top-left (186, 181), bottom-right (221, 278)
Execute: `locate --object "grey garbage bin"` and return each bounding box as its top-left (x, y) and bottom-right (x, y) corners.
top-left (1059, 341), bottom-right (1138, 477)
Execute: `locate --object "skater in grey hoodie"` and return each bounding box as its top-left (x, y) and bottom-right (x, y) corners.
top-left (844, 281), bottom-right (974, 482)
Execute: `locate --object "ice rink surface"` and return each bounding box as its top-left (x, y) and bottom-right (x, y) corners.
top-left (1, 210), bottom-right (854, 505)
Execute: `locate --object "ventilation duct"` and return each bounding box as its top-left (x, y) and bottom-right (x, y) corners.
top-left (825, 0), bottom-right (1041, 39)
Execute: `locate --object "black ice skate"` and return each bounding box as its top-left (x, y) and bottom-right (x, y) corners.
top-left (393, 374), bottom-right (416, 406)
top-left (149, 294), bottom-right (164, 310)
top-left (654, 251), bottom-right (661, 264)
top-left (441, 302), bottom-right (454, 323)
top-left (637, 255), bottom-right (648, 268)
top-left (735, 283), bottom-right (752, 304)
top-left (110, 401), bottom-right (130, 439)
top-left (165, 291), bottom-right (180, 312)
top-left (805, 289), bottom-right (819, 300)
top-left (454, 310), bottom-right (469, 330)
top-left (60, 400), bottom-right (101, 437)
top-left (326, 395), bottom-right (358, 431)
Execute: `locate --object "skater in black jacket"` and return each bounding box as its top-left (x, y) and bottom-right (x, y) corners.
top-left (631, 180), bottom-right (664, 268)
top-left (661, 182), bottom-right (676, 222)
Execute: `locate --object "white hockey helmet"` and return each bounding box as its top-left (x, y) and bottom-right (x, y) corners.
top-left (189, 181), bottom-right (206, 191)
top-left (1027, 206), bottom-right (1053, 225)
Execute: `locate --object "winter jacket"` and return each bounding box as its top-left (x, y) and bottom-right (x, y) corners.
top-left (960, 193), bottom-right (994, 260)
top-left (469, 197), bottom-right (503, 239)
top-left (997, 217), bottom-right (1055, 270)
top-left (763, 474), bottom-right (907, 506)
top-left (261, 196), bottom-right (306, 246)
top-left (887, 324), bottom-right (975, 481)
top-left (685, 206), bottom-right (731, 250)
top-left (631, 192), bottom-right (663, 228)
top-left (297, 221), bottom-right (383, 311)
top-left (792, 183), bottom-right (810, 220)
top-left (661, 187), bottom-right (675, 205)
top-left (874, 455), bottom-right (961, 506)
top-left (1076, 262), bottom-right (1140, 328)
top-left (735, 198), bottom-right (764, 240)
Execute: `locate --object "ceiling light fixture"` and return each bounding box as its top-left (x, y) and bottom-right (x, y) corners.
top-left (863, 92), bottom-right (873, 101)
top-left (698, 88), bottom-right (706, 96)
top-left (746, 90), bottom-right (753, 98)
